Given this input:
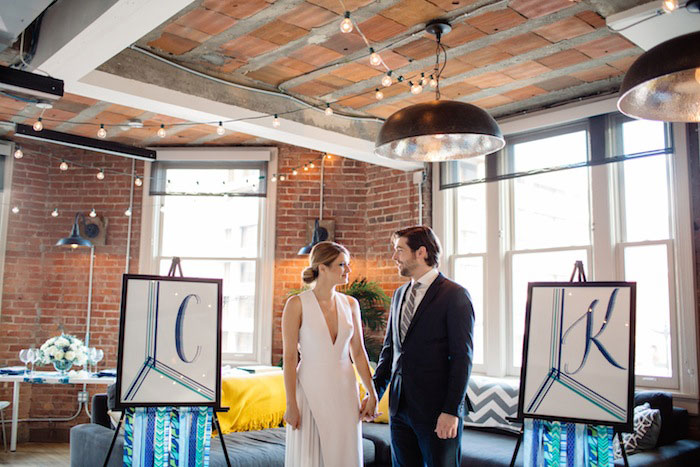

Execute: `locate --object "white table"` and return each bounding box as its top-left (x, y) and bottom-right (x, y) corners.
top-left (0, 371), bottom-right (116, 451)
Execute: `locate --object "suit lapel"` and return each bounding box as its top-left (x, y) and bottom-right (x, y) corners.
top-left (403, 273), bottom-right (445, 343)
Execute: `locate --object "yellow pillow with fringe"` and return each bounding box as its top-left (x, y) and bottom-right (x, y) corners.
top-left (217, 371), bottom-right (286, 434)
top-left (354, 365), bottom-right (390, 424)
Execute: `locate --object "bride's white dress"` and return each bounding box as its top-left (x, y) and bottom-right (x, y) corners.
top-left (285, 290), bottom-right (362, 467)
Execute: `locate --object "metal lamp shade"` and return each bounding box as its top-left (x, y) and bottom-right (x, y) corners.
top-left (56, 213), bottom-right (93, 248)
top-left (298, 220), bottom-right (329, 255)
top-left (374, 100), bottom-right (505, 161)
top-left (618, 31), bottom-right (700, 122)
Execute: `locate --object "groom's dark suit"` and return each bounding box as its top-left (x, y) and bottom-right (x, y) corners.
top-left (373, 272), bottom-right (474, 466)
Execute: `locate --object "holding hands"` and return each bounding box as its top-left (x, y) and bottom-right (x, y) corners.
top-left (359, 393), bottom-right (381, 422)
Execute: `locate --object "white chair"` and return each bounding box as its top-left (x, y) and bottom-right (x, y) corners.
top-left (0, 401), bottom-right (9, 451)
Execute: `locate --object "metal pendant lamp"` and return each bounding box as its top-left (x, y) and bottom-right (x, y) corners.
top-left (298, 156), bottom-right (329, 255)
top-left (375, 20), bottom-right (505, 162)
top-left (617, 2), bottom-right (700, 122)
top-left (56, 212), bottom-right (93, 249)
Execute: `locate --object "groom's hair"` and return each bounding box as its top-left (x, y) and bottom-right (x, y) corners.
top-left (392, 226), bottom-right (441, 268)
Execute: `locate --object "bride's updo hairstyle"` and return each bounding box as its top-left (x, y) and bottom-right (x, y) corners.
top-left (302, 241), bottom-right (350, 284)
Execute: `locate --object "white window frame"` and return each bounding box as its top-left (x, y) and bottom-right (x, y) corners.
top-left (138, 147), bottom-right (277, 365)
top-left (433, 97), bottom-right (699, 411)
top-left (0, 142), bottom-right (15, 319)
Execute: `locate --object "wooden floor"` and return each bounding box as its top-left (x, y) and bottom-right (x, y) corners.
top-left (0, 443), bottom-right (70, 466)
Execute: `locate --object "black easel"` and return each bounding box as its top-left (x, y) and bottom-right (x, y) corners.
top-left (508, 261), bottom-right (629, 467)
top-left (103, 257), bottom-right (231, 467)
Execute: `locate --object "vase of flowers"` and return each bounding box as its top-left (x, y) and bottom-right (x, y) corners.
top-left (39, 334), bottom-right (88, 375)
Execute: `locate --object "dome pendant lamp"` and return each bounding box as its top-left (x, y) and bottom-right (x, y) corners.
top-left (375, 20), bottom-right (505, 162)
top-left (617, 1), bottom-right (700, 122)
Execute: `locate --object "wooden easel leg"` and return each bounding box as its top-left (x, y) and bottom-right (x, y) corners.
top-left (509, 429), bottom-right (523, 467)
top-left (617, 431), bottom-right (629, 467)
top-left (213, 412), bottom-right (232, 467)
top-left (102, 411), bottom-right (125, 467)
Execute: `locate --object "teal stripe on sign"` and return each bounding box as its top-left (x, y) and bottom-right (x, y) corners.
top-left (554, 379), bottom-right (624, 421)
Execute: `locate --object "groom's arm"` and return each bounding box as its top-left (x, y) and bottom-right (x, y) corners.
top-left (373, 290), bottom-right (397, 401)
top-left (441, 285), bottom-right (475, 417)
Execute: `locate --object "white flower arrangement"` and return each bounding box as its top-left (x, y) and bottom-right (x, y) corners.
top-left (39, 334), bottom-right (88, 367)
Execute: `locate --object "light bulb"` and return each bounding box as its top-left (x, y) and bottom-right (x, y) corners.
top-left (324, 104), bottom-right (333, 116)
top-left (97, 170), bottom-right (105, 180)
top-left (280, 175), bottom-right (286, 181)
top-left (430, 76), bottom-right (438, 88)
top-left (292, 169), bottom-right (298, 176)
top-left (51, 208), bottom-right (59, 217)
top-left (369, 49), bottom-right (381, 66)
top-left (303, 164), bottom-right (309, 171)
top-left (382, 74), bottom-right (392, 87)
top-left (420, 73), bottom-right (428, 86)
top-left (71, 244), bottom-right (78, 249)
top-left (340, 12), bottom-right (353, 33)
top-left (157, 124), bottom-right (166, 138)
top-left (410, 82), bottom-right (422, 95)
top-left (33, 118), bottom-right (43, 131)
top-left (125, 207), bottom-right (132, 217)
top-left (662, 0), bottom-right (678, 12)
top-left (13, 147), bottom-right (23, 159)
top-left (135, 177), bottom-right (143, 187)
top-left (273, 114), bottom-right (280, 128)
top-left (160, 205), bottom-right (166, 213)
top-left (11, 206), bottom-right (19, 214)
top-left (309, 162), bottom-right (315, 168)
top-left (375, 89), bottom-right (384, 100)
top-left (271, 174), bottom-right (277, 182)
top-left (326, 154), bottom-right (332, 159)
top-left (89, 208), bottom-right (97, 218)
top-left (59, 160), bottom-right (68, 171)
top-left (217, 122), bottom-right (225, 135)
top-left (97, 124), bottom-right (107, 139)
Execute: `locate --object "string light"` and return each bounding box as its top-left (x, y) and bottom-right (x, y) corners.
top-left (324, 104), bottom-right (333, 116)
top-left (134, 177), bottom-right (143, 187)
top-left (124, 207), bottom-right (132, 217)
top-left (292, 168), bottom-right (298, 176)
top-left (271, 174), bottom-right (277, 182)
top-left (97, 124), bottom-right (107, 139)
top-left (340, 11), bottom-right (353, 33)
top-left (13, 146), bottom-right (23, 159)
top-left (33, 117), bottom-right (43, 131)
top-left (662, 0), bottom-right (678, 12)
top-left (12, 206), bottom-right (19, 214)
top-left (326, 154), bottom-right (332, 160)
top-left (382, 71), bottom-right (393, 87)
top-left (429, 75), bottom-right (438, 88)
top-left (157, 124), bottom-right (166, 138)
top-left (89, 208), bottom-right (97, 218)
top-left (420, 73), bottom-right (428, 86)
top-left (409, 81), bottom-right (423, 95)
top-left (96, 169), bottom-right (105, 180)
top-left (59, 160), bottom-right (68, 171)
top-left (217, 121), bottom-right (225, 135)
top-left (375, 88), bottom-right (384, 100)
top-left (273, 114), bottom-right (280, 128)
top-left (51, 208), bottom-right (59, 217)
top-left (309, 162), bottom-right (315, 168)
top-left (280, 175), bottom-right (286, 181)
top-left (369, 48), bottom-right (381, 66)
top-left (303, 164), bottom-right (309, 171)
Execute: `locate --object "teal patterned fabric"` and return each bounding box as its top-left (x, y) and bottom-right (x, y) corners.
top-left (524, 419), bottom-right (614, 466)
top-left (124, 406), bottom-right (213, 467)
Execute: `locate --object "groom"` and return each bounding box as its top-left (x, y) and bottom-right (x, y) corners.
top-left (373, 226), bottom-right (474, 467)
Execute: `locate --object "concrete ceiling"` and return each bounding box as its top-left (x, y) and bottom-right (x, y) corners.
top-left (0, 0), bottom-right (673, 170)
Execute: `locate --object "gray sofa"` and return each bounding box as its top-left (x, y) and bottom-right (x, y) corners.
top-left (70, 391), bottom-right (700, 466)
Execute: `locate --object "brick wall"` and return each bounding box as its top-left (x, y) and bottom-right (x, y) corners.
top-left (0, 139), bottom-right (144, 442)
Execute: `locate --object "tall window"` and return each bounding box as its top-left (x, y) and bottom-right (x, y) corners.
top-left (143, 151), bottom-right (275, 364)
top-left (440, 111), bottom-right (696, 393)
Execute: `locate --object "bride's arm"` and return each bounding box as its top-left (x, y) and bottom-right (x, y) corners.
top-left (347, 296), bottom-right (379, 420)
top-left (282, 295), bottom-right (302, 429)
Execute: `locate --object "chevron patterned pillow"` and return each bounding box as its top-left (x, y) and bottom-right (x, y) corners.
top-left (464, 375), bottom-right (521, 434)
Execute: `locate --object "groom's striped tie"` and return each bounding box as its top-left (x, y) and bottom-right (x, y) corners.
top-left (400, 283), bottom-right (421, 343)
